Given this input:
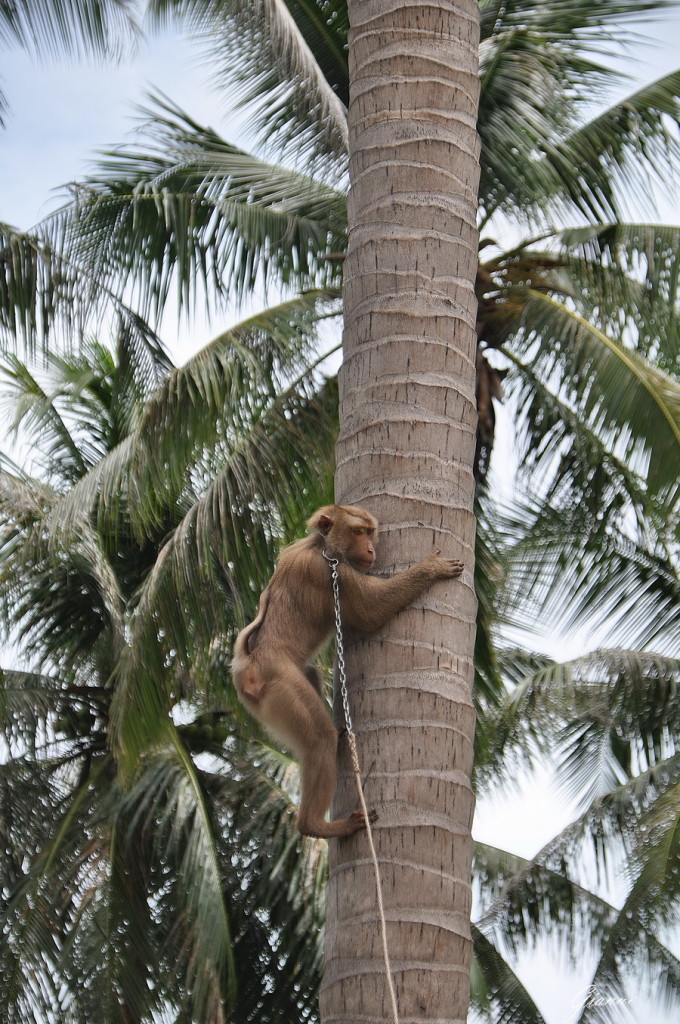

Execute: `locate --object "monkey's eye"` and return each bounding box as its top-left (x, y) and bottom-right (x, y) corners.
top-left (352, 528), bottom-right (363, 536)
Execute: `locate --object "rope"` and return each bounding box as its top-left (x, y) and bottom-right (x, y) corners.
top-left (323, 551), bottom-right (400, 1024)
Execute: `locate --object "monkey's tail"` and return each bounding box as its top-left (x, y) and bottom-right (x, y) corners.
top-left (233, 585), bottom-right (271, 662)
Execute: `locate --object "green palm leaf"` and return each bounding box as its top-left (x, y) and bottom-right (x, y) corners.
top-left (474, 841), bottom-right (619, 962)
top-left (478, 5), bottom-right (680, 222)
top-left (1, 355), bottom-right (90, 482)
top-left (43, 292), bottom-right (340, 544)
top-left (128, 290), bottom-right (341, 525)
top-left (0, 470), bottom-right (127, 669)
top-left (62, 94), bottom-right (346, 318)
top-left (149, 0), bottom-right (349, 165)
top-left (544, 70), bottom-right (680, 222)
top-left (0, 221), bottom-right (77, 352)
top-left (211, 740), bottom-right (326, 1020)
top-left (63, 809), bottom-right (160, 1024)
top-left (490, 363), bottom-right (679, 649)
top-left (0, 669), bottom-right (65, 754)
top-left (512, 290), bottom-right (680, 496)
top-left (557, 223), bottom-right (680, 368)
top-left (0, 0), bottom-right (137, 58)
top-left (576, 829), bottom-right (680, 1023)
top-left (475, 808), bottom-right (680, 1011)
top-left (496, 649), bottom-right (680, 786)
top-left (0, 756), bottom-right (114, 1023)
top-left (471, 923), bottom-right (547, 1024)
top-left (479, 0), bottom-right (680, 43)
top-left (0, 219), bottom-right (178, 362)
top-left (124, 743), bottom-right (237, 1018)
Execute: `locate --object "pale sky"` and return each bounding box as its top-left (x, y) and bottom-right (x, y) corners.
top-left (1, 10), bottom-right (679, 1024)
top-left (0, 23), bottom-right (253, 363)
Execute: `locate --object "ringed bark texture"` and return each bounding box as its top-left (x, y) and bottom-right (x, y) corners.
top-left (321, 2), bottom-right (480, 1023)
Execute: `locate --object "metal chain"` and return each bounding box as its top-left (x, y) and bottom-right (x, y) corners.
top-left (322, 551), bottom-right (354, 740)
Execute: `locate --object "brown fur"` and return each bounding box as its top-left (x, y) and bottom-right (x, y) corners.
top-left (231, 504), bottom-right (464, 838)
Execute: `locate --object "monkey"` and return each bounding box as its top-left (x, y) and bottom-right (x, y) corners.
top-left (231, 504), bottom-right (464, 839)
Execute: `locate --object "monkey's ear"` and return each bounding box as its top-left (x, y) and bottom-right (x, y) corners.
top-left (307, 505), bottom-right (336, 535)
top-left (316, 513), bottom-right (334, 536)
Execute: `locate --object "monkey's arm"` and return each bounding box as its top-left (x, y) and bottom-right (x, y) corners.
top-left (337, 553), bottom-right (463, 633)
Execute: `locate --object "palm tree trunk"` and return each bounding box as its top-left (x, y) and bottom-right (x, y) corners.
top-left (321, 2), bottom-right (480, 1023)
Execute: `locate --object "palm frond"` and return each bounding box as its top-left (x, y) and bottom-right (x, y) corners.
top-left (0, 470), bottom-right (126, 671)
top-left (0, 756), bottom-right (114, 1023)
top-left (122, 743), bottom-right (237, 1018)
top-left (0, 668), bottom-right (68, 756)
top-left (471, 923), bottom-right (547, 1024)
top-left (59, 94), bottom-right (346, 319)
top-left (479, 0), bottom-right (680, 45)
top-left (39, 434), bottom-right (136, 543)
top-left (210, 740), bottom-right (326, 1020)
top-left (0, 465), bottom-right (56, 519)
top-left (557, 223), bottom-right (680, 369)
top-left (474, 841), bottom-right (619, 961)
top-left (0, 354), bottom-right (89, 483)
top-left (60, 809), bottom-right (161, 1024)
top-left (478, 5), bottom-right (680, 224)
top-left (577, 816), bottom-right (680, 1023)
top-left (544, 70), bottom-right (680, 222)
top-left (500, 494), bottom-right (680, 654)
top-left (633, 778), bottom-right (680, 929)
top-left (490, 359), bottom-right (679, 649)
top-left (511, 290), bottom-right (680, 497)
top-left (128, 290), bottom-right (341, 526)
top-left (0, 0), bottom-right (137, 58)
top-left (475, 831), bottom-right (680, 1023)
top-left (0, 220), bottom-right (177, 362)
top-left (496, 650), bottom-right (679, 788)
top-left (0, 220), bottom-right (79, 352)
top-left (149, 0), bottom-right (349, 167)
top-left (505, 353), bottom-right (651, 527)
top-left (474, 776), bottom-right (679, 976)
top-left (478, 27), bottom-right (617, 221)
top-left (43, 293), bottom-right (339, 544)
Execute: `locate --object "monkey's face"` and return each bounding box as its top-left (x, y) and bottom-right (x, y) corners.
top-left (314, 505), bottom-right (378, 571)
top-left (346, 524), bottom-right (376, 572)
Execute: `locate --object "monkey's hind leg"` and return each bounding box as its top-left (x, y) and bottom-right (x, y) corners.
top-left (296, 733), bottom-right (369, 839)
top-left (258, 666), bottom-right (369, 839)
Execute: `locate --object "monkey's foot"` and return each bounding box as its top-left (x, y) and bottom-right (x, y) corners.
top-left (298, 808), bottom-right (378, 838)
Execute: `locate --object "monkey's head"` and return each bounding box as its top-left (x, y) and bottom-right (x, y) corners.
top-left (308, 504), bottom-right (377, 572)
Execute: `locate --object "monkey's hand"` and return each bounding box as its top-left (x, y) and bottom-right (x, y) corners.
top-left (346, 808), bottom-right (379, 834)
top-left (426, 551), bottom-right (464, 579)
